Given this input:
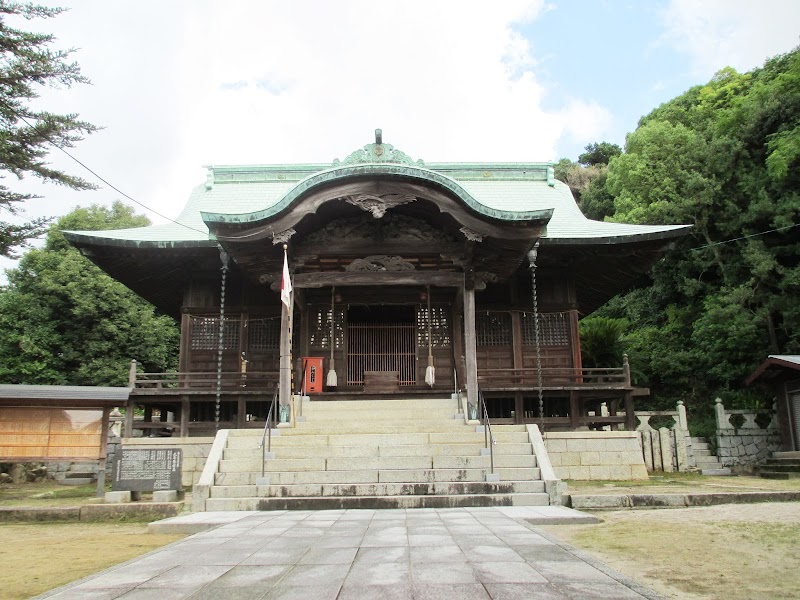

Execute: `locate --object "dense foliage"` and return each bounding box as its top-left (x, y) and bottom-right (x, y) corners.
top-left (0, 203), bottom-right (179, 385)
top-left (0, 1), bottom-right (98, 257)
top-left (570, 49), bottom-right (800, 414)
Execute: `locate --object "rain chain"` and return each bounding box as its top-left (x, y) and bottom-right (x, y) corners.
top-left (528, 242), bottom-right (544, 429)
top-left (215, 248), bottom-right (229, 430)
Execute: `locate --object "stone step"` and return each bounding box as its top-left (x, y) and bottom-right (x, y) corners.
top-left (214, 466), bottom-right (540, 486)
top-left (773, 451), bottom-right (800, 460)
top-left (209, 480), bottom-right (546, 499)
top-left (223, 442), bottom-right (533, 460)
top-left (761, 458), bottom-right (800, 467)
top-left (700, 467), bottom-right (732, 476)
top-left (430, 431), bottom-right (530, 444)
top-left (759, 471), bottom-right (800, 479)
top-left (228, 431), bottom-right (530, 448)
top-left (693, 448), bottom-right (714, 457)
top-left (301, 407), bottom-right (459, 419)
top-left (55, 476), bottom-right (95, 486)
top-left (292, 422), bottom-right (471, 434)
top-left (303, 396), bottom-right (458, 410)
top-left (694, 455), bottom-right (723, 464)
top-left (205, 492), bottom-right (551, 511)
top-left (758, 464), bottom-right (800, 473)
top-left (218, 453), bottom-right (536, 473)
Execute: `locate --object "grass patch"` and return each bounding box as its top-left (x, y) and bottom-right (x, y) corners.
top-left (541, 504), bottom-right (800, 600)
top-left (0, 522), bottom-right (185, 599)
top-left (565, 473), bottom-right (800, 494)
top-left (0, 481), bottom-right (104, 507)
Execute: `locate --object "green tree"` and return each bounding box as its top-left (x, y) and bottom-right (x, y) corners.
top-left (579, 316), bottom-right (628, 368)
top-left (578, 141), bottom-right (621, 167)
top-left (554, 141), bottom-right (622, 221)
top-left (0, 1), bottom-right (98, 257)
top-left (0, 202), bottom-right (179, 385)
top-left (597, 48), bottom-right (800, 414)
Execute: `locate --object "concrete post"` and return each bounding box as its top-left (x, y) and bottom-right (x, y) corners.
top-left (659, 427), bottom-right (674, 472)
top-left (128, 359), bottom-right (137, 387)
top-left (715, 397), bottom-right (731, 430)
top-left (677, 400), bottom-right (688, 430)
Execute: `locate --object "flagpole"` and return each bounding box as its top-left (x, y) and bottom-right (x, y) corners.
top-left (279, 244), bottom-right (293, 421)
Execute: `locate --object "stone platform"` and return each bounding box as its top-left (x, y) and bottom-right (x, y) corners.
top-left (35, 506), bottom-right (662, 600)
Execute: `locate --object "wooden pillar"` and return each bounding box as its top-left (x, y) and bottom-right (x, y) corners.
top-left (124, 397), bottom-right (134, 438)
top-left (463, 284), bottom-right (479, 409)
top-left (179, 312), bottom-right (191, 382)
top-left (180, 396), bottom-right (189, 437)
top-left (609, 399), bottom-right (619, 431)
top-left (97, 406), bottom-right (110, 497)
top-left (452, 291), bottom-right (466, 394)
top-left (237, 397), bottom-right (246, 429)
top-left (569, 390), bottom-right (580, 430)
top-left (625, 391), bottom-right (635, 431)
top-left (570, 310), bottom-right (583, 382)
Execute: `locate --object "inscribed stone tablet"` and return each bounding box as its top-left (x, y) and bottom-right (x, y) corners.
top-left (112, 448), bottom-right (182, 492)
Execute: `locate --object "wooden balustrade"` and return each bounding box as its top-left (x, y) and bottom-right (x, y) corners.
top-left (133, 371), bottom-right (279, 390)
top-left (477, 366), bottom-right (628, 389)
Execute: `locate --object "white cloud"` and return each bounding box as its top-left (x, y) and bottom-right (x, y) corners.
top-left (661, 0), bottom-right (800, 77)
top-left (1, 0), bottom-right (618, 281)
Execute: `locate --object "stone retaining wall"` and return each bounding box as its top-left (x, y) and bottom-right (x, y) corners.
top-left (714, 398), bottom-right (781, 469)
top-left (543, 431), bottom-right (648, 480)
top-left (717, 430), bottom-right (781, 468)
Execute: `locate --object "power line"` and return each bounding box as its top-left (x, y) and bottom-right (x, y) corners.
top-left (1, 102), bottom-right (208, 236)
top-left (688, 222), bottom-right (799, 251)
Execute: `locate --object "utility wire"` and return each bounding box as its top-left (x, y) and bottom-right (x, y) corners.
top-left (688, 222), bottom-right (799, 251)
top-left (7, 101), bottom-right (798, 248)
top-left (2, 102), bottom-right (208, 236)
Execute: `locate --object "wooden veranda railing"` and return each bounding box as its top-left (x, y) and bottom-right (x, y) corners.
top-left (477, 366), bottom-right (631, 389)
top-left (131, 370), bottom-right (279, 390)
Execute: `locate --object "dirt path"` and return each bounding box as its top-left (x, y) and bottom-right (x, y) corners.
top-left (540, 502), bottom-right (800, 600)
top-left (0, 522), bottom-right (184, 599)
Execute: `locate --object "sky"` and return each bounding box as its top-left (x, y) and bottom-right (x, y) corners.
top-left (1, 0), bottom-right (799, 277)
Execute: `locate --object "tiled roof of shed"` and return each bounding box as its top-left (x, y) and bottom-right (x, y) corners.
top-left (768, 355), bottom-right (800, 366)
top-left (0, 384), bottom-right (131, 401)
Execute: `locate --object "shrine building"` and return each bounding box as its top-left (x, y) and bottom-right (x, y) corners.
top-left (65, 131), bottom-right (690, 438)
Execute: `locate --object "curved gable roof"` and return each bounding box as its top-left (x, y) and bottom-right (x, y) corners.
top-left (63, 133), bottom-right (690, 248)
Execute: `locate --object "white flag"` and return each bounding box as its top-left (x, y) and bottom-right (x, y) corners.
top-left (281, 250), bottom-right (292, 309)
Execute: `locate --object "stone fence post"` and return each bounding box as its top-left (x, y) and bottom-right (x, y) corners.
top-left (128, 359), bottom-right (138, 387)
top-left (634, 401), bottom-right (690, 472)
top-left (677, 400), bottom-right (688, 430)
top-left (715, 397), bottom-right (732, 430)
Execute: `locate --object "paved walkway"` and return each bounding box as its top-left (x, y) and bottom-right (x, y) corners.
top-left (36, 507), bottom-right (660, 600)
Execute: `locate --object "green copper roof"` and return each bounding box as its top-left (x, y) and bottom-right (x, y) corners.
top-left (64, 135), bottom-right (690, 247)
top-left (201, 163), bottom-right (552, 226)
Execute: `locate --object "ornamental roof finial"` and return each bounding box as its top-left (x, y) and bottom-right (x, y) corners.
top-left (334, 128), bottom-right (424, 167)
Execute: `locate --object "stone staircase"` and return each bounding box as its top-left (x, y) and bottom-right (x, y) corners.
top-left (757, 451), bottom-right (800, 479)
top-left (199, 396), bottom-right (550, 510)
top-left (53, 461), bottom-right (100, 486)
top-left (690, 437), bottom-right (731, 475)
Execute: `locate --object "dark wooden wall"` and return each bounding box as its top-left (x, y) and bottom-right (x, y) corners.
top-left (177, 266), bottom-right (579, 388)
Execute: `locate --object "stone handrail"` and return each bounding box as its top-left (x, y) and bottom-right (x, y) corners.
top-left (714, 397), bottom-right (777, 430)
top-left (635, 400), bottom-right (688, 431)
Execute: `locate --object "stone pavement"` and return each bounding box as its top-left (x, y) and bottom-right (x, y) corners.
top-left (35, 506), bottom-right (661, 600)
